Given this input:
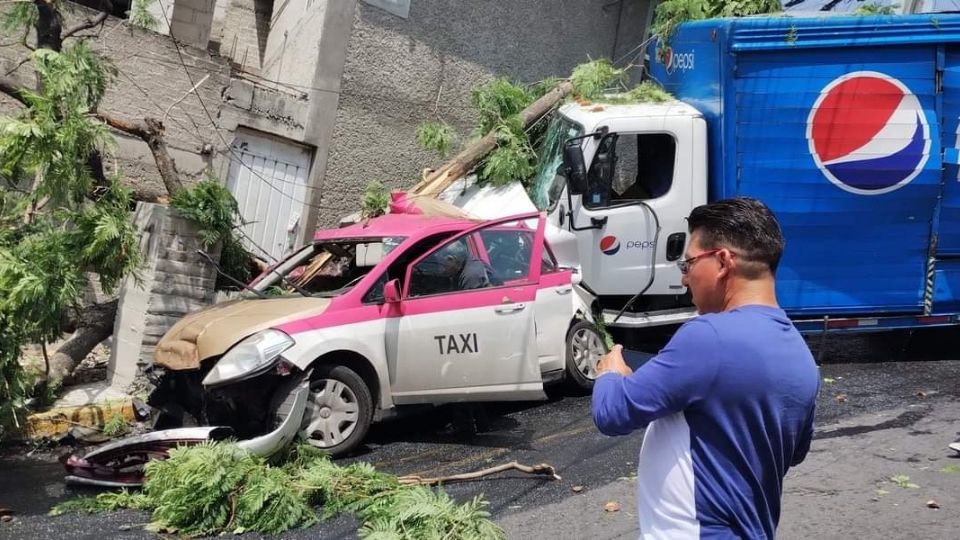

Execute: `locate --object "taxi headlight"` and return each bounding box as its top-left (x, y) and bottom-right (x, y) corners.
top-left (202, 329), bottom-right (294, 387)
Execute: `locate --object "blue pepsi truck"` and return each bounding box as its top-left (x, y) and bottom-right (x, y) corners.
top-left (539, 13), bottom-right (960, 335)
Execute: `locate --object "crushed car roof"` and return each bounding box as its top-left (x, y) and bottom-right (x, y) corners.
top-left (313, 213), bottom-right (480, 241)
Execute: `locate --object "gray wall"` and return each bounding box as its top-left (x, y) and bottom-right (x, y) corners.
top-left (315, 0), bottom-right (653, 227)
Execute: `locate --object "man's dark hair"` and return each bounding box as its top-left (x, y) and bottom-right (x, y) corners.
top-left (687, 197), bottom-right (784, 278)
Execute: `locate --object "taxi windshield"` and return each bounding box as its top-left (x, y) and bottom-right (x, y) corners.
top-left (254, 237), bottom-right (405, 297)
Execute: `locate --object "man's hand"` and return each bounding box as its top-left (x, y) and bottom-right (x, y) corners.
top-left (596, 344), bottom-right (633, 377)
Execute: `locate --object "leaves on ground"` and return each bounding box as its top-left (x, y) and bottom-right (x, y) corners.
top-left (890, 475), bottom-right (920, 489)
top-left (603, 501), bottom-right (621, 513)
top-left (50, 441), bottom-right (505, 539)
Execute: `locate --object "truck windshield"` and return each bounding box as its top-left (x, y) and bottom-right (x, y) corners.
top-left (530, 115), bottom-right (582, 211)
top-left (253, 237), bottom-right (405, 297)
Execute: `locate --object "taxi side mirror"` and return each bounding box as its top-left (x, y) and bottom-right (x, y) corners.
top-left (384, 279), bottom-right (401, 303)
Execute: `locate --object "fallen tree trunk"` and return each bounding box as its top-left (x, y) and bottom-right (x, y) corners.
top-left (47, 299), bottom-right (118, 383)
top-left (409, 80), bottom-right (574, 197)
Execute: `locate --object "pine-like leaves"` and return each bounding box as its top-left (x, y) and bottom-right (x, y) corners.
top-left (51, 441), bottom-right (505, 539)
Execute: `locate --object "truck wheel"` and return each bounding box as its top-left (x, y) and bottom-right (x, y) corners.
top-left (302, 364), bottom-right (373, 457)
top-left (565, 320), bottom-right (608, 392)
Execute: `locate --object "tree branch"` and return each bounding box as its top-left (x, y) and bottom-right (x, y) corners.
top-left (397, 461), bottom-right (561, 486)
top-left (61, 11), bottom-right (109, 41)
top-left (0, 74), bottom-right (28, 104)
top-left (96, 112), bottom-right (185, 196)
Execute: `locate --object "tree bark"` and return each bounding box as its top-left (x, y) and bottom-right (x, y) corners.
top-left (409, 81), bottom-right (574, 197)
top-left (97, 114), bottom-right (185, 197)
top-left (34, 1), bottom-right (63, 52)
top-left (48, 299), bottom-right (118, 383)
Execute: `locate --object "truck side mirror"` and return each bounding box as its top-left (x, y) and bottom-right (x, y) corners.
top-left (563, 141), bottom-right (588, 195)
top-left (383, 279), bottom-right (401, 303)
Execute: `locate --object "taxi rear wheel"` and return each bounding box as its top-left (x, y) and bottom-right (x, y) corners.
top-left (302, 364), bottom-right (373, 457)
top-left (565, 320), bottom-right (607, 392)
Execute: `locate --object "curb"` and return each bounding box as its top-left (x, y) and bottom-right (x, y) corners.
top-left (24, 399), bottom-right (135, 440)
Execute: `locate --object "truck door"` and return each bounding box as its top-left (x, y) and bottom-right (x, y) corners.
top-left (566, 115), bottom-right (706, 298)
top-left (389, 214), bottom-right (546, 404)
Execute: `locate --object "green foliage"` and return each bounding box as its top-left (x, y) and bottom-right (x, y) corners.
top-left (52, 441), bottom-right (504, 538)
top-left (854, 2), bottom-right (898, 15)
top-left (70, 176), bottom-right (142, 292)
top-left (416, 122), bottom-right (455, 158)
top-left (890, 474), bottom-right (920, 489)
top-left (171, 179), bottom-right (241, 248)
top-left (0, 43), bottom-right (116, 206)
top-left (1, 2), bottom-right (38, 35)
top-left (0, 8), bottom-right (143, 440)
top-left (360, 180), bottom-right (390, 219)
top-left (651, 0), bottom-right (781, 44)
top-left (128, 0), bottom-right (160, 31)
top-left (571, 59), bottom-right (626, 100)
top-left (171, 178), bottom-right (256, 289)
top-left (0, 324), bottom-right (30, 438)
top-left (101, 413), bottom-right (129, 438)
top-left (358, 488), bottom-right (504, 540)
top-left (621, 81), bottom-right (674, 104)
top-left (50, 489), bottom-right (147, 516)
top-left (480, 116), bottom-right (536, 187)
top-left (470, 77), bottom-right (534, 135)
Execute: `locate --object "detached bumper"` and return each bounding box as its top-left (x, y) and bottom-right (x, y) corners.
top-left (63, 373), bottom-right (311, 488)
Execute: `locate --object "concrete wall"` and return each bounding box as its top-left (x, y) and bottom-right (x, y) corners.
top-left (109, 203), bottom-right (219, 391)
top-left (261, 0), bottom-right (326, 89)
top-left (169, 0), bottom-right (217, 48)
top-left (220, 0), bottom-right (274, 72)
top-left (313, 0), bottom-right (654, 228)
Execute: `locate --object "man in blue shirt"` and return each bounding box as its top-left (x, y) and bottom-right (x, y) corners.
top-left (592, 197), bottom-right (819, 540)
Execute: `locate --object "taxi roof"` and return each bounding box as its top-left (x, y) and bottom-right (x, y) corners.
top-left (312, 212), bottom-right (480, 242)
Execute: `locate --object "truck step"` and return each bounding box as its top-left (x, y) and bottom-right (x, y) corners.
top-left (603, 307), bottom-right (698, 328)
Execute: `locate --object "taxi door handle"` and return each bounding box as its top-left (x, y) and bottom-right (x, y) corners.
top-left (554, 286), bottom-right (572, 295)
top-left (495, 303), bottom-right (526, 314)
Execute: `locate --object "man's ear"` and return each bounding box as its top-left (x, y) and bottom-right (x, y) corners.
top-left (717, 248), bottom-right (735, 278)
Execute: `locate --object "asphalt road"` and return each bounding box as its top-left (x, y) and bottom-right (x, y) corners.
top-left (1, 330), bottom-right (959, 539)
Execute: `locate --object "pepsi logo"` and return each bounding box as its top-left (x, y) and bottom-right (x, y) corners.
top-left (807, 71), bottom-right (930, 195)
top-left (659, 46), bottom-right (693, 75)
top-left (600, 235), bottom-right (620, 256)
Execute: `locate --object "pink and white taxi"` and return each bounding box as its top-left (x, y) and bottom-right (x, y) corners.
top-left (147, 211), bottom-right (606, 456)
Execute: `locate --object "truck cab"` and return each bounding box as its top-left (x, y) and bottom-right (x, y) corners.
top-left (539, 101), bottom-right (708, 326)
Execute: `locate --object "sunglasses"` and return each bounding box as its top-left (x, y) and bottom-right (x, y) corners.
top-left (676, 249), bottom-right (722, 275)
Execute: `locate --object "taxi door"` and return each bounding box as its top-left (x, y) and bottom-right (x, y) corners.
top-left (387, 213), bottom-right (547, 404)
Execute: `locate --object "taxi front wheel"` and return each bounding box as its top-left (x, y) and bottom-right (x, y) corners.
top-left (302, 364), bottom-right (373, 457)
top-left (565, 320), bottom-right (608, 392)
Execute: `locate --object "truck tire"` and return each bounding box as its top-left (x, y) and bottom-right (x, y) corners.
top-left (565, 320), bottom-right (608, 392)
top-left (302, 364), bottom-right (373, 457)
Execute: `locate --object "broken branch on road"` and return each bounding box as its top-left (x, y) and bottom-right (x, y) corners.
top-left (397, 461), bottom-right (562, 486)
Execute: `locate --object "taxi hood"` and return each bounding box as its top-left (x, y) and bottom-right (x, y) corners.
top-left (154, 296), bottom-right (330, 371)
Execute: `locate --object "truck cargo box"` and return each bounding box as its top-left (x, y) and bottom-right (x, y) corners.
top-left (650, 14), bottom-right (960, 316)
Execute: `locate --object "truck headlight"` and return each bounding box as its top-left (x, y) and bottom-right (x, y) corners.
top-left (202, 329), bottom-right (294, 387)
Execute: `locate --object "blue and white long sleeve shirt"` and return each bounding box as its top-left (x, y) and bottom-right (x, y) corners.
top-left (593, 305), bottom-right (819, 540)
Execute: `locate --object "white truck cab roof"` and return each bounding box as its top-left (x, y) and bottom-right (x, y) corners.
top-left (558, 99), bottom-right (703, 131)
